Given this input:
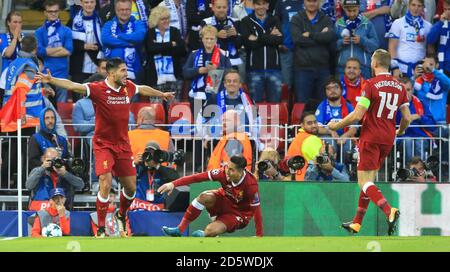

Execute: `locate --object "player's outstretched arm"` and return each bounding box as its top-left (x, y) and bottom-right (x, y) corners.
top-left (138, 85), bottom-right (175, 101)
top-left (396, 104), bottom-right (412, 136)
top-left (36, 69), bottom-right (87, 95)
top-left (158, 172), bottom-right (211, 195)
top-left (328, 104), bottom-right (367, 131)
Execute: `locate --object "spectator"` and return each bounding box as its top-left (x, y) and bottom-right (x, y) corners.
top-left (31, 188), bottom-right (71, 237)
top-left (99, 0), bottom-right (153, 23)
top-left (101, 0), bottom-right (147, 81)
top-left (203, 69), bottom-right (257, 138)
top-left (315, 77), bottom-right (357, 149)
top-left (68, 0), bottom-right (104, 102)
top-left (131, 141), bottom-right (180, 211)
top-left (305, 142), bottom-right (350, 181)
top-left (360, 0), bottom-right (393, 50)
top-left (287, 111), bottom-right (323, 181)
top-left (427, 0), bottom-right (450, 77)
top-left (274, 0), bottom-right (303, 92)
top-left (183, 25), bottom-right (232, 122)
top-left (201, 0), bottom-right (242, 69)
top-left (90, 190), bottom-right (122, 237)
top-left (186, 0), bottom-right (213, 50)
top-left (414, 54), bottom-right (450, 126)
top-left (291, 0), bottom-right (336, 103)
top-left (28, 107), bottom-right (71, 171)
top-left (85, 57), bottom-right (108, 82)
top-left (396, 76), bottom-right (435, 162)
top-left (26, 147), bottom-right (84, 211)
top-left (240, 0), bottom-right (283, 103)
top-left (391, 0), bottom-right (436, 23)
top-left (405, 156), bottom-right (437, 182)
top-left (0, 11), bottom-right (24, 74)
top-left (388, 0), bottom-right (432, 78)
top-left (35, 0), bottom-right (73, 103)
top-left (340, 57), bottom-right (366, 107)
top-left (128, 106), bottom-right (175, 166)
top-left (320, 0), bottom-right (345, 23)
top-left (335, 0), bottom-right (379, 79)
top-left (144, 6), bottom-right (186, 102)
top-left (207, 109), bottom-right (253, 171)
top-left (158, 0), bottom-right (188, 40)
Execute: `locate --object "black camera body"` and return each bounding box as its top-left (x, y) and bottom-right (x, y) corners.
top-left (257, 160), bottom-right (274, 176)
top-left (316, 155), bottom-right (330, 165)
top-left (142, 149), bottom-right (186, 165)
top-left (397, 168), bottom-right (420, 180)
top-left (51, 157), bottom-right (67, 169)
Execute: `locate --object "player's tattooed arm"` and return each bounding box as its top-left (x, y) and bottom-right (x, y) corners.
top-left (35, 69), bottom-right (87, 94)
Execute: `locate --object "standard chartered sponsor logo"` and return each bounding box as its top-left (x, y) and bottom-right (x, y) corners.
top-left (106, 96), bottom-right (128, 104)
top-left (392, 184), bottom-right (450, 236)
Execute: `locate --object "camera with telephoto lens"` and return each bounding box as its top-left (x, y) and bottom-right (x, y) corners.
top-left (142, 148), bottom-right (186, 165)
top-left (316, 155), bottom-right (330, 165)
top-left (396, 168), bottom-right (420, 180)
top-left (51, 157), bottom-right (67, 169)
top-left (257, 160), bottom-right (275, 176)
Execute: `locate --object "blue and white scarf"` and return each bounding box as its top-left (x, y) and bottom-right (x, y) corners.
top-left (344, 13), bottom-right (363, 35)
top-left (108, 17), bottom-right (137, 79)
top-left (438, 20), bottom-right (449, 72)
top-left (197, 0), bottom-right (206, 11)
top-left (135, 0), bottom-right (149, 23)
top-left (154, 28), bottom-right (177, 85)
top-left (208, 16), bottom-right (241, 66)
top-left (190, 48), bottom-right (207, 100)
top-left (71, 9), bottom-right (103, 49)
top-left (45, 19), bottom-right (62, 48)
top-left (405, 10), bottom-right (425, 42)
top-left (163, 0), bottom-right (187, 39)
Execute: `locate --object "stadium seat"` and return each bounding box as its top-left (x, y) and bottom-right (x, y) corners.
top-left (168, 102), bottom-right (192, 124)
top-left (256, 102), bottom-right (289, 125)
top-left (56, 102), bottom-right (74, 123)
top-left (130, 103), bottom-right (166, 124)
top-left (281, 84), bottom-right (290, 103)
top-left (291, 103), bottom-right (306, 125)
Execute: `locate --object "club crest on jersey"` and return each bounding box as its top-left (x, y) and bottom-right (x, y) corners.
top-left (124, 88), bottom-right (130, 104)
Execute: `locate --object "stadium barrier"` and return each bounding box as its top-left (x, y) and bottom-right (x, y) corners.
top-left (189, 181), bottom-right (450, 237)
top-left (1, 124), bottom-right (448, 196)
top-left (0, 210), bottom-right (186, 237)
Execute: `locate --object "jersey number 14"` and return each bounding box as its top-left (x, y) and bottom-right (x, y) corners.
top-left (377, 92), bottom-right (399, 120)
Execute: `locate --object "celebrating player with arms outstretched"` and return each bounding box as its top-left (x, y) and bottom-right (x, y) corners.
top-left (158, 155), bottom-right (263, 237)
top-left (328, 49), bottom-right (412, 235)
top-left (36, 58), bottom-right (174, 238)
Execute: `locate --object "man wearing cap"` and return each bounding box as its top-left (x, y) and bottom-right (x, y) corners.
top-left (26, 147), bottom-right (84, 211)
top-left (31, 187), bottom-right (71, 237)
top-left (335, 0), bottom-right (378, 79)
top-left (131, 141), bottom-right (180, 211)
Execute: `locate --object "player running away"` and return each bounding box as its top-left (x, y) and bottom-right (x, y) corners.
top-left (328, 49), bottom-right (412, 235)
top-left (36, 58), bottom-right (174, 238)
top-left (158, 155), bottom-right (263, 237)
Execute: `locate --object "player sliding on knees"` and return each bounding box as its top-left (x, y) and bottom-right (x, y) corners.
top-left (158, 155), bottom-right (263, 237)
top-left (36, 58), bottom-right (174, 238)
top-left (328, 49), bottom-right (412, 236)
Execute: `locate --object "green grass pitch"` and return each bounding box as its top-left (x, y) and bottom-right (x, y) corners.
top-left (1, 236), bottom-right (450, 252)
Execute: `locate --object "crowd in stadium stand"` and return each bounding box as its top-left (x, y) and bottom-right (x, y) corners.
top-left (1, 0), bottom-right (450, 209)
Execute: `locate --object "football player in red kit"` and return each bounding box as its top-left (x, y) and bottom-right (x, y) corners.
top-left (36, 58), bottom-right (174, 238)
top-left (158, 155), bottom-right (263, 237)
top-left (328, 49), bottom-right (412, 235)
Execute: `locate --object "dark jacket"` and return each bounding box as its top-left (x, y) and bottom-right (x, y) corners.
top-left (240, 12), bottom-right (283, 71)
top-left (136, 164), bottom-right (180, 203)
top-left (186, 0), bottom-right (213, 50)
top-left (290, 10), bottom-right (336, 69)
top-left (66, 17), bottom-right (102, 76)
top-left (144, 26), bottom-right (187, 86)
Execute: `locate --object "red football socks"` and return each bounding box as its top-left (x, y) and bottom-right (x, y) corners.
top-left (96, 193), bottom-right (109, 228)
top-left (364, 182), bottom-right (391, 217)
top-left (353, 190), bottom-right (370, 225)
top-left (119, 189), bottom-right (135, 217)
top-left (178, 199), bottom-right (204, 232)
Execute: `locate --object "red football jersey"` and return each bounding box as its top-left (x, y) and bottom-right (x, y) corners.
top-left (359, 73), bottom-right (409, 145)
top-left (85, 80), bottom-right (138, 145)
top-left (207, 168), bottom-right (261, 217)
